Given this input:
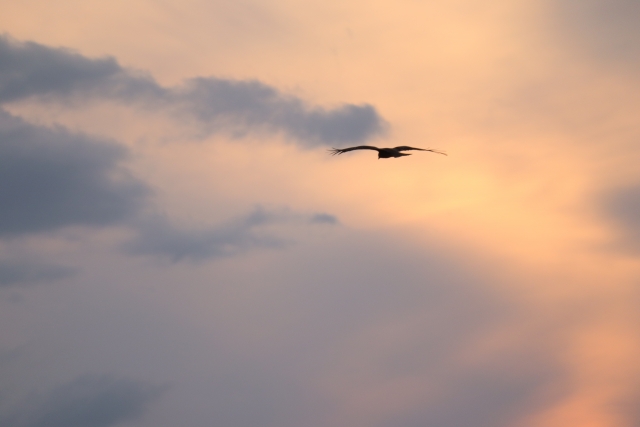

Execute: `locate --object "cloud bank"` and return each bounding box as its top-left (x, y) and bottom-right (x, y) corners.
top-left (0, 35), bottom-right (386, 146)
top-left (0, 35), bottom-right (346, 268)
top-left (0, 105), bottom-right (336, 265)
top-left (0, 106), bottom-right (338, 264)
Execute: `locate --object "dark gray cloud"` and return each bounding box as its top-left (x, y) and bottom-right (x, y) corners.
top-left (0, 259), bottom-right (75, 287)
top-left (177, 77), bottom-right (385, 145)
top-left (0, 35), bottom-right (161, 103)
top-left (0, 109), bottom-right (148, 237)
top-left (124, 207), bottom-right (336, 262)
top-left (0, 35), bottom-right (386, 146)
top-left (0, 375), bottom-right (165, 427)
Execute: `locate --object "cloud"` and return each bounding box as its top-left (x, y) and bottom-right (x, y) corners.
top-left (309, 213), bottom-right (339, 224)
top-left (0, 259), bottom-right (75, 287)
top-left (0, 375), bottom-right (165, 427)
top-left (600, 184), bottom-right (640, 252)
top-left (551, 0), bottom-right (640, 64)
top-left (0, 109), bottom-right (148, 237)
top-left (0, 104), bottom-right (338, 263)
top-left (0, 35), bottom-right (161, 104)
top-left (176, 77), bottom-right (385, 145)
top-left (124, 207), bottom-right (337, 262)
top-left (0, 35), bottom-right (386, 146)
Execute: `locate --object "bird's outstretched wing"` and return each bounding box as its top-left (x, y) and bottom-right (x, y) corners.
top-left (394, 146), bottom-right (447, 156)
top-left (329, 146), bottom-right (380, 155)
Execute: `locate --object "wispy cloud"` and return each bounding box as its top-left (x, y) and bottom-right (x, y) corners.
top-left (124, 207), bottom-right (338, 262)
top-left (309, 213), bottom-right (339, 225)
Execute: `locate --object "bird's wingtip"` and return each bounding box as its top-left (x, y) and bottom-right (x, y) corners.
top-left (429, 149), bottom-right (447, 156)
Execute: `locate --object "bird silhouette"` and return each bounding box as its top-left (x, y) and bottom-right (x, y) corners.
top-left (329, 145), bottom-right (446, 159)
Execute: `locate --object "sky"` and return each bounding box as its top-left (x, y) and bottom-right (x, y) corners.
top-left (1, 1), bottom-right (640, 426)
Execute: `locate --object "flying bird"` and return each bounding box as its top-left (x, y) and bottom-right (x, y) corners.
top-left (329, 145), bottom-right (447, 159)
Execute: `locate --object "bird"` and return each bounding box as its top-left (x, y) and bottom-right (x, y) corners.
top-left (329, 145), bottom-right (447, 159)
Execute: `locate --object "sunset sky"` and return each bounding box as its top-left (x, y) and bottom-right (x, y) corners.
top-left (1, 1), bottom-right (640, 426)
